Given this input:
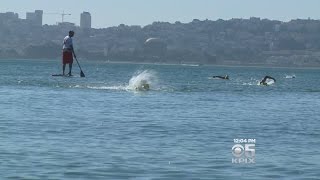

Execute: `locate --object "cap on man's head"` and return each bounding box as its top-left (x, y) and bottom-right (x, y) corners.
top-left (69, 30), bottom-right (74, 34)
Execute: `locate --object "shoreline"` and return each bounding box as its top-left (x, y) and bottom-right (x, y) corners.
top-left (1, 58), bottom-right (320, 70)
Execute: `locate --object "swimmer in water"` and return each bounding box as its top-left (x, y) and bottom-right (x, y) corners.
top-left (285, 75), bottom-right (296, 79)
top-left (135, 80), bottom-right (150, 91)
top-left (212, 75), bottom-right (229, 80)
top-left (260, 76), bottom-right (276, 85)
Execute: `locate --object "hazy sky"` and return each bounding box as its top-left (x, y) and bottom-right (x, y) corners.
top-left (1, 0), bottom-right (319, 28)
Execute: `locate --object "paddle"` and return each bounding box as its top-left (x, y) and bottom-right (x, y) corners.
top-left (73, 51), bottom-right (85, 77)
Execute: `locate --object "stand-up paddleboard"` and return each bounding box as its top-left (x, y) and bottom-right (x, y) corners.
top-left (52, 74), bottom-right (73, 77)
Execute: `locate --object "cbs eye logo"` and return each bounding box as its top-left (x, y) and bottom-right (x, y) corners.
top-left (232, 144), bottom-right (255, 158)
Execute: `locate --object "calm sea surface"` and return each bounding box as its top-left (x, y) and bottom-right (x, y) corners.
top-left (0, 59), bottom-right (319, 179)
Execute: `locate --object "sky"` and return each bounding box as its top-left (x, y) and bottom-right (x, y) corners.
top-left (1, 0), bottom-right (320, 28)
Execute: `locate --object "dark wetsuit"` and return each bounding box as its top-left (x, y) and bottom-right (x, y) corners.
top-left (260, 76), bottom-right (276, 85)
top-left (212, 75), bottom-right (229, 80)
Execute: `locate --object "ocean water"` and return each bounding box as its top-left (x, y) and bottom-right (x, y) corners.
top-left (0, 59), bottom-right (319, 179)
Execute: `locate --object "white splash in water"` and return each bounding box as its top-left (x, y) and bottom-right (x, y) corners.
top-left (256, 79), bottom-right (275, 86)
top-left (73, 70), bottom-right (158, 92)
top-left (285, 74), bottom-right (296, 79)
top-left (87, 85), bottom-right (127, 90)
top-left (242, 82), bottom-right (256, 86)
top-left (265, 79), bottom-right (275, 85)
top-left (127, 70), bottom-right (157, 91)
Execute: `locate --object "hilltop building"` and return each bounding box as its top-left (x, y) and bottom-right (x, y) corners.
top-left (80, 12), bottom-right (91, 29)
top-left (0, 12), bottom-right (19, 24)
top-left (58, 22), bottom-right (76, 29)
top-left (0, 12), bottom-right (19, 20)
top-left (26, 10), bottom-right (43, 26)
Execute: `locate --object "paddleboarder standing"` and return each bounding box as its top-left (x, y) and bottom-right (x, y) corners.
top-left (62, 30), bottom-right (76, 76)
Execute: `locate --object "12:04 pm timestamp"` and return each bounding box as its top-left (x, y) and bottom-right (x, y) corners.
top-left (234, 139), bottom-right (256, 143)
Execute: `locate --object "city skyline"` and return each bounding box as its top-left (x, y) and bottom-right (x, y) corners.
top-left (1, 0), bottom-right (320, 28)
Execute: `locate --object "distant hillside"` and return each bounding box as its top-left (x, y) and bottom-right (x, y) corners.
top-left (1, 17), bottom-right (320, 67)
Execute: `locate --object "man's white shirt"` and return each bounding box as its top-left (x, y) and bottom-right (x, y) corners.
top-left (63, 36), bottom-right (73, 51)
